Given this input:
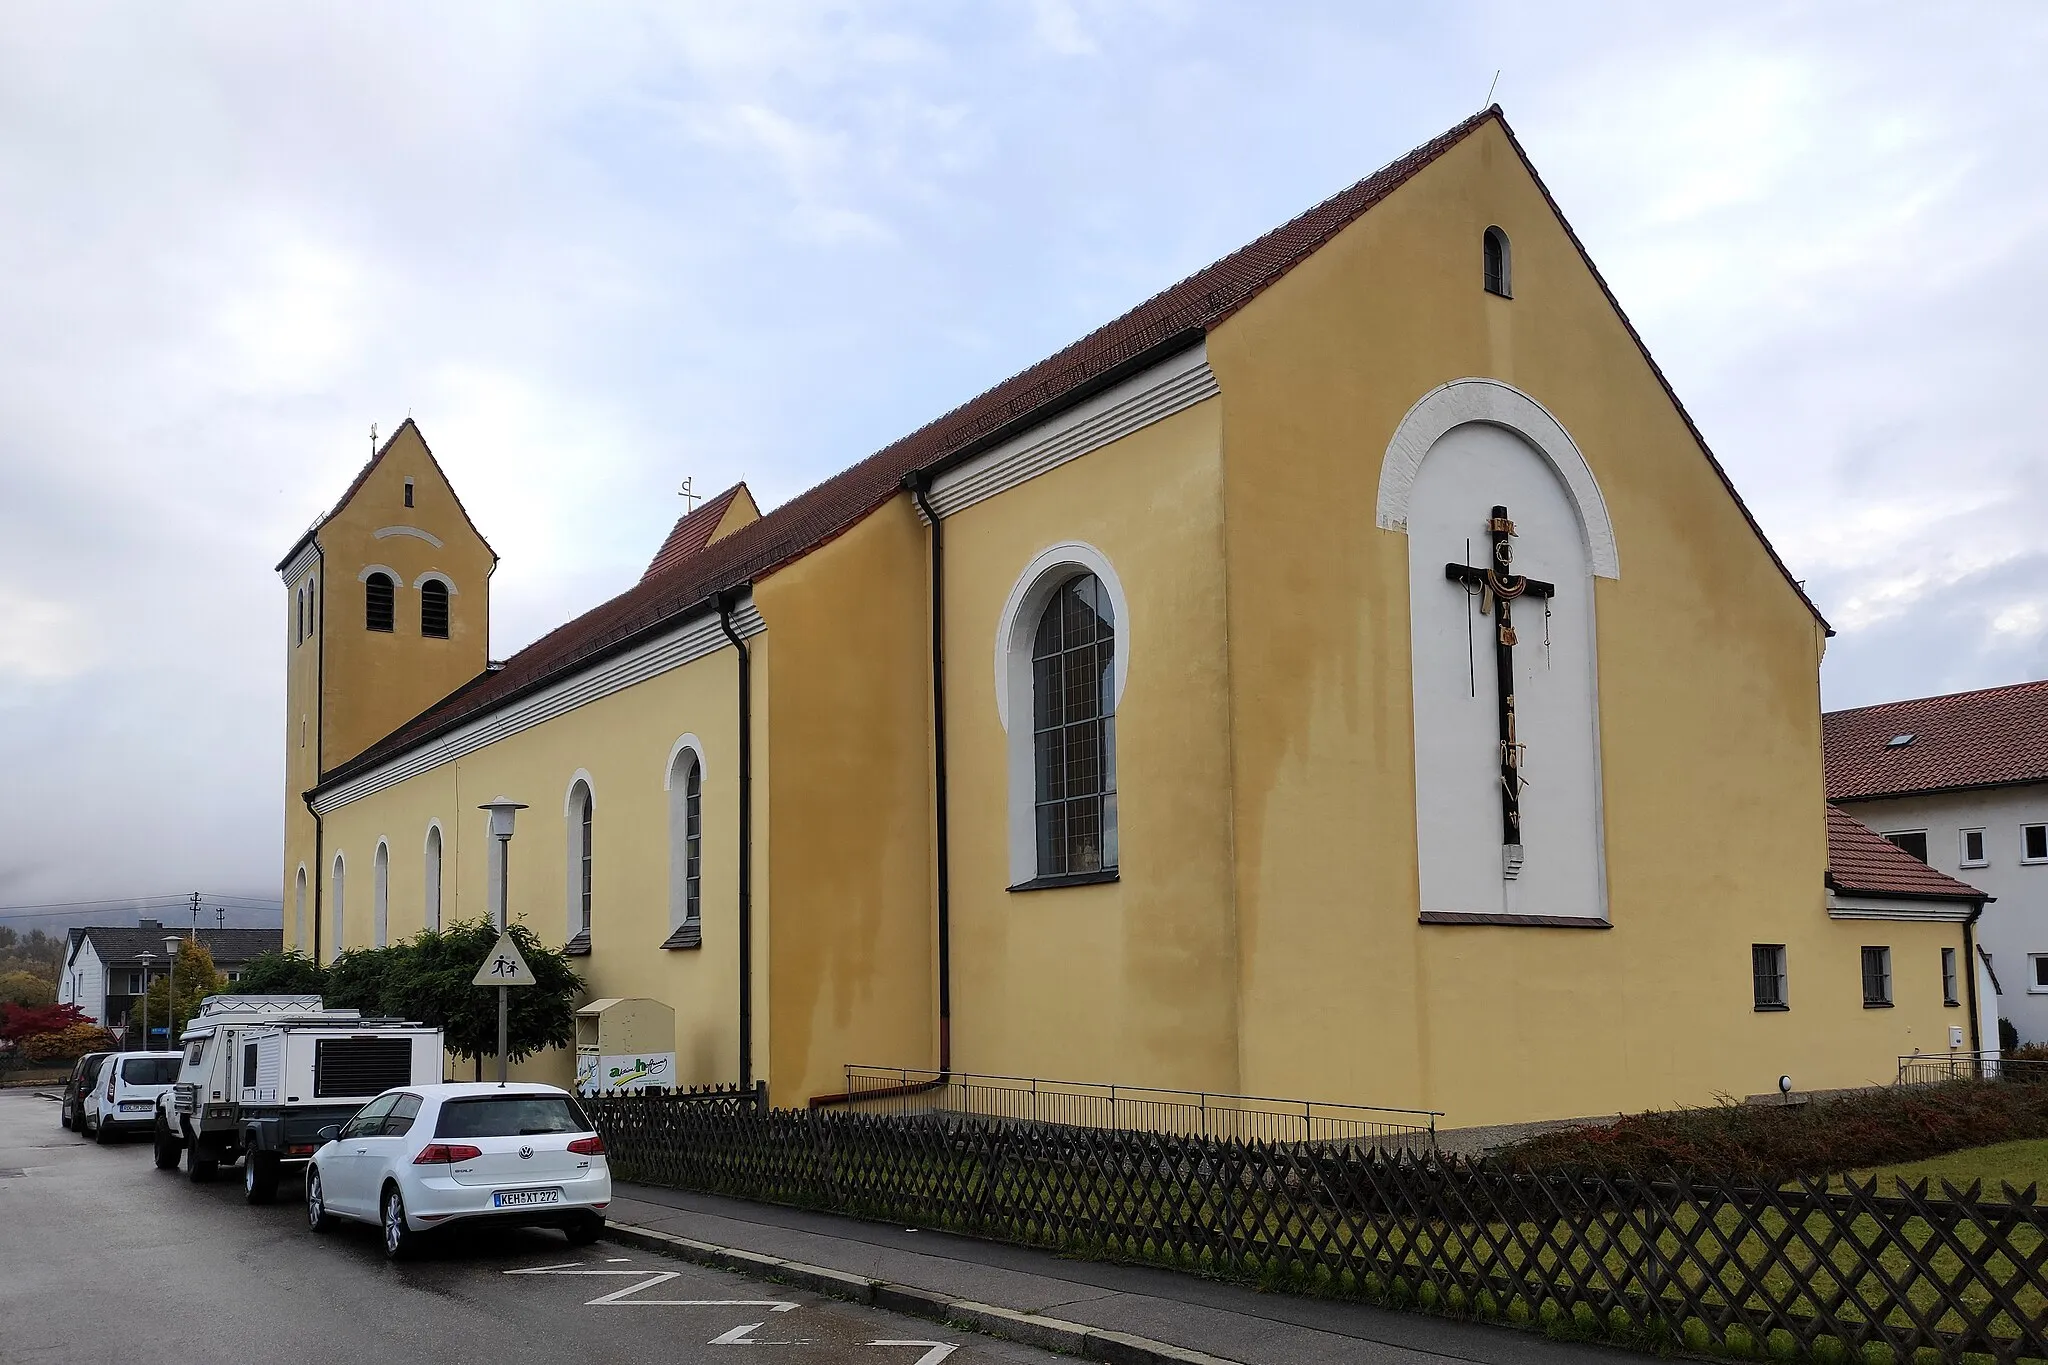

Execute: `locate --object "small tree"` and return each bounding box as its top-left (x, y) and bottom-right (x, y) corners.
top-left (384, 921), bottom-right (582, 1072)
top-left (139, 939), bottom-right (225, 1045)
top-left (232, 949), bottom-right (328, 996)
top-left (1, 1001), bottom-right (89, 1043)
top-left (0, 970), bottom-right (54, 1008)
top-left (22, 1021), bottom-right (121, 1063)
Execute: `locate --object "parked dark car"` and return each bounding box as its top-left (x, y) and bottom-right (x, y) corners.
top-left (59, 1052), bottom-right (114, 1131)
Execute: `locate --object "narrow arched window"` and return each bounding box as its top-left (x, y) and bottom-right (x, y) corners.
top-left (420, 579), bottom-right (450, 639)
top-left (364, 572), bottom-right (395, 632)
top-left (330, 855), bottom-right (346, 962)
top-left (1483, 226), bottom-right (1511, 297)
top-left (1033, 573), bottom-right (1118, 877)
top-left (665, 749), bottom-right (703, 947)
top-left (566, 781), bottom-right (594, 953)
top-left (424, 825), bottom-right (442, 931)
top-left (373, 842), bottom-right (390, 947)
top-left (294, 866), bottom-right (307, 954)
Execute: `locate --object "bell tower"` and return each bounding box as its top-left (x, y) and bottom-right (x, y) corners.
top-left (277, 420), bottom-right (495, 953)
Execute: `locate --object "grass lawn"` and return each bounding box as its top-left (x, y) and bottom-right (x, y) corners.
top-left (1852, 1136), bottom-right (2048, 1196)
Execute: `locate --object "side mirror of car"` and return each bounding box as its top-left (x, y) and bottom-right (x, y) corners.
top-left (316, 1125), bottom-right (341, 1145)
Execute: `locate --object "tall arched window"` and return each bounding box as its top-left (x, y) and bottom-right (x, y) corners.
top-left (364, 572), bottom-right (395, 632)
top-left (294, 866), bottom-right (307, 953)
top-left (665, 745), bottom-right (704, 948)
top-left (420, 579), bottom-right (450, 639)
top-left (1032, 573), bottom-right (1118, 877)
top-left (565, 780), bottom-right (593, 953)
top-left (373, 841), bottom-right (390, 947)
top-left (424, 824), bottom-right (442, 931)
top-left (1483, 226), bottom-right (1512, 298)
top-left (330, 854), bottom-right (346, 962)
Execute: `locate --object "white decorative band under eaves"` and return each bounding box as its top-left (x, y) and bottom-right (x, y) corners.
top-left (923, 343), bottom-right (1218, 520)
top-left (312, 598), bottom-right (765, 814)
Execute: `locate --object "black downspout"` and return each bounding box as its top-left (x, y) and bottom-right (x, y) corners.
top-left (716, 589), bottom-right (755, 1095)
top-left (905, 474), bottom-right (952, 1075)
top-left (1964, 903), bottom-right (1985, 1076)
top-left (307, 547), bottom-right (327, 966)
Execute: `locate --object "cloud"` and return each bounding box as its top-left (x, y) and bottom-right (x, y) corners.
top-left (0, 0), bottom-right (2043, 909)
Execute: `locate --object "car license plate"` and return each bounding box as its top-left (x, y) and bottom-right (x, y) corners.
top-left (120, 1102), bottom-right (152, 1112)
top-left (493, 1189), bottom-right (562, 1208)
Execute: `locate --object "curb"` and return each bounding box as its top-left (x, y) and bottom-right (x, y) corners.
top-left (601, 1220), bottom-right (1242, 1365)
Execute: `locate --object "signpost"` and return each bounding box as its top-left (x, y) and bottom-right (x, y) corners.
top-left (472, 929), bottom-right (536, 1085)
top-left (476, 797), bottom-right (530, 1086)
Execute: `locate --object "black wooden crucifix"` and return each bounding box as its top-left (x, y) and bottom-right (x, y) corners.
top-left (1444, 505), bottom-right (1554, 876)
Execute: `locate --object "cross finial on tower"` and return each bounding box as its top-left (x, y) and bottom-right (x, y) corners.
top-left (679, 477), bottom-right (701, 513)
top-left (369, 421), bottom-right (378, 455)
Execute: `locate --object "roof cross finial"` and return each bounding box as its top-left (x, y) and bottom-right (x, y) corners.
top-left (369, 421), bottom-right (378, 456)
top-left (679, 476), bottom-right (700, 513)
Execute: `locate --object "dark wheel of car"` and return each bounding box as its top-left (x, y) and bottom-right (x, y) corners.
top-left (185, 1141), bottom-right (216, 1183)
top-left (152, 1121), bottom-right (180, 1170)
top-left (381, 1186), bottom-right (418, 1261)
top-left (306, 1166), bottom-right (335, 1233)
top-left (244, 1151), bottom-right (280, 1204)
top-left (60, 1104), bottom-right (72, 1131)
top-left (565, 1216), bottom-right (604, 1247)
top-left (94, 1114), bottom-right (116, 1145)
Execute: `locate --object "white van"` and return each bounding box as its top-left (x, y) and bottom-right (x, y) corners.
top-left (82, 1051), bottom-right (182, 1143)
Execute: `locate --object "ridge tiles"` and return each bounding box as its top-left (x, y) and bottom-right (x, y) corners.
top-left (1824, 678), bottom-right (2048, 801)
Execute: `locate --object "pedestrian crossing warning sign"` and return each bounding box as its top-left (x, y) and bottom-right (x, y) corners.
top-left (473, 931), bottom-right (538, 987)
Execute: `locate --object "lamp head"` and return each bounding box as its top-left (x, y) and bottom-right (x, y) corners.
top-left (479, 797), bottom-right (528, 840)
top-left (165, 936), bottom-right (182, 958)
top-left (1779, 1074), bottom-right (1793, 1097)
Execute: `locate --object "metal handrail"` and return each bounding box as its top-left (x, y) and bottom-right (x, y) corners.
top-left (838, 1063), bottom-right (1439, 1147)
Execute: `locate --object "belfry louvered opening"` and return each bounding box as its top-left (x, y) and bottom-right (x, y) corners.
top-left (364, 572), bottom-right (395, 632)
top-left (420, 579), bottom-right (450, 638)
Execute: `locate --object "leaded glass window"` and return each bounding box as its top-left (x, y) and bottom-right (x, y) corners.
top-left (577, 789), bottom-right (594, 934)
top-left (1032, 573), bottom-right (1117, 877)
top-left (683, 756), bottom-right (702, 923)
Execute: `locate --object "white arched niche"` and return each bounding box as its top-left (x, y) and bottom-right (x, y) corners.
top-left (1381, 379), bottom-right (1613, 923)
top-left (994, 542), bottom-right (1130, 887)
top-left (329, 853), bottom-right (346, 962)
top-left (294, 866), bottom-right (307, 954)
top-left (372, 840), bottom-right (390, 947)
top-left (423, 822), bottom-right (444, 931)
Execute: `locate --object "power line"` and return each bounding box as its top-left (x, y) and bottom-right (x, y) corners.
top-left (0, 892), bottom-right (282, 912)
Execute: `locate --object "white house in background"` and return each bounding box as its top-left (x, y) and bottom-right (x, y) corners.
top-left (59, 920), bottom-right (280, 1041)
top-left (1825, 680), bottom-right (2048, 1045)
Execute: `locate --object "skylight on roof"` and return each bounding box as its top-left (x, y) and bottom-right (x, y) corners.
top-left (1886, 734), bottom-right (1915, 748)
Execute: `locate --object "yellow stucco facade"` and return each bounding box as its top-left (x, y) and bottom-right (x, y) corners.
top-left (281, 113), bottom-right (1973, 1129)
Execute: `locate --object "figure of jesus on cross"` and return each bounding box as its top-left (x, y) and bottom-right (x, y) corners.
top-left (1445, 505), bottom-right (1554, 879)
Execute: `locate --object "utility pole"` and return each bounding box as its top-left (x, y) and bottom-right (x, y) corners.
top-left (215, 907), bottom-right (225, 932)
top-left (189, 891), bottom-right (200, 936)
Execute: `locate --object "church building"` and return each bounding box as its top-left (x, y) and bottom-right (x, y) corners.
top-left (278, 108), bottom-right (1977, 1132)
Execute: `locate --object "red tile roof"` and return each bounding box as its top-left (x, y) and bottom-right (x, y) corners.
top-left (642, 483), bottom-right (749, 582)
top-left (1824, 680), bottom-right (2048, 801)
top-left (311, 105), bottom-right (1823, 795)
top-left (1826, 804), bottom-right (1987, 902)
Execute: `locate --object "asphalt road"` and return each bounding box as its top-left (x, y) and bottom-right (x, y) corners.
top-left (0, 1089), bottom-right (1058, 1365)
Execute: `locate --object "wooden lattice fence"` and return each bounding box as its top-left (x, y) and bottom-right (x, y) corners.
top-left (585, 1092), bottom-right (2048, 1364)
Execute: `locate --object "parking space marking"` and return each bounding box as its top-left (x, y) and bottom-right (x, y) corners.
top-left (869, 1346), bottom-right (956, 1364)
top-left (506, 1262), bottom-right (799, 1310)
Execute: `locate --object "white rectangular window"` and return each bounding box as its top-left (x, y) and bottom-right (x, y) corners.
top-left (2032, 954), bottom-right (2048, 993)
top-left (2025, 825), bottom-right (2048, 863)
top-left (1961, 829), bottom-right (1987, 867)
top-left (1883, 830), bottom-right (1929, 863)
top-left (1942, 947), bottom-right (1959, 1006)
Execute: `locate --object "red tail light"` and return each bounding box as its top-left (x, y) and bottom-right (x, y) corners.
top-left (412, 1143), bottom-right (483, 1165)
top-left (567, 1135), bottom-right (605, 1156)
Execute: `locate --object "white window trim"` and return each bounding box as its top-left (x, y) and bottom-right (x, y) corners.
top-left (564, 772), bottom-right (595, 940)
top-left (413, 570), bottom-right (459, 595)
top-left (666, 736), bottom-right (708, 931)
top-left (2023, 824), bottom-right (2048, 865)
top-left (1960, 828), bottom-right (1988, 868)
top-left (374, 524), bottom-right (443, 547)
top-left (1881, 828), bottom-right (1930, 859)
top-left (355, 563), bottom-right (405, 586)
top-left (330, 852), bottom-right (346, 963)
top-left (372, 839), bottom-right (390, 948)
top-left (423, 821), bottom-right (444, 932)
top-left (2029, 953), bottom-right (2048, 995)
top-left (293, 865), bottom-right (308, 955)
top-left (995, 543), bottom-right (1129, 887)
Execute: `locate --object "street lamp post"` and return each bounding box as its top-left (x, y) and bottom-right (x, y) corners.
top-left (136, 951), bottom-right (156, 1050)
top-left (479, 798), bottom-right (527, 1085)
top-left (165, 937), bottom-right (183, 1047)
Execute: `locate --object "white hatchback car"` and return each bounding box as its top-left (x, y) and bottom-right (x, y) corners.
top-left (305, 1082), bottom-right (611, 1259)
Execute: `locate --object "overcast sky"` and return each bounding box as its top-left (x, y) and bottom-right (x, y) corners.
top-left (2, 2), bottom-right (2043, 926)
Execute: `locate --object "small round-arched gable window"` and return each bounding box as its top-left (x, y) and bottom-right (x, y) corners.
top-left (1483, 226), bottom-right (1512, 298)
